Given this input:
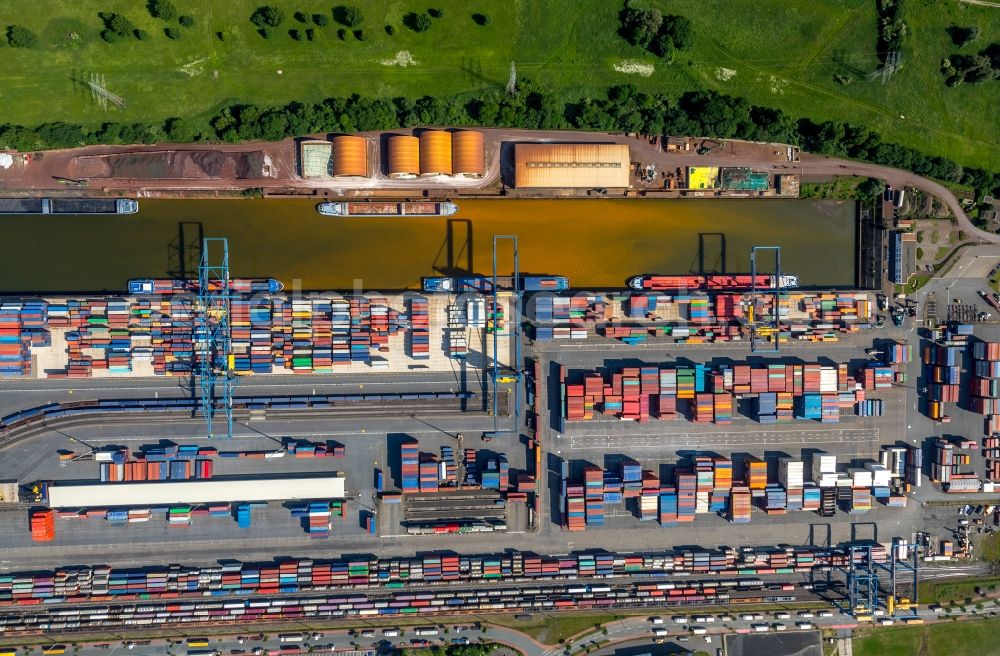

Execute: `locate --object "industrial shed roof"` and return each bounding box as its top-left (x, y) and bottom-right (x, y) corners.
top-left (513, 143), bottom-right (630, 188)
top-left (332, 135), bottom-right (369, 177)
top-left (387, 135), bottom-right (420, 177)
top-left (47, 475), bottom-right (345, 508)
top-left (419, 130), bottom-right (452, 176)
top-left (452, 130), bottom-right (485, 177)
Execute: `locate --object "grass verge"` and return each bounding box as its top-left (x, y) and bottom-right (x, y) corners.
top-left (487, 612), bottom-right (619, 644)
top-left (855, 616), bottom-right (1000, 656)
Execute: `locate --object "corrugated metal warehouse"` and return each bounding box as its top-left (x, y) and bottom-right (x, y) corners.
top-left (387, 135), bottom-right (420, 178)
top-left (419, 130), bottom-right (453, 176)
top-left (47, 476), bottom-right (346, 508)
top-left (332, 135), bottom-right (369, 177)
top-left (514, 143), bottom-right (630, 188)
top-left (452, 130), bottom-right (485, 177)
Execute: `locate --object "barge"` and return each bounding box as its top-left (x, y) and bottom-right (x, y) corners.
top-left (0, 198), bottom-right (138, 215)
top-left (422, 275), bottom-right (569, 294)
top-left (629, 273), bottom-right (799, 292)
top-left (317, 201), bottom-right (458, 217)
top-left (127, 278), bottom-right (285, 295)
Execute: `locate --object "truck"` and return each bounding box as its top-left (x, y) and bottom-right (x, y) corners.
top-left (414, 628), bottom-right (440, 637)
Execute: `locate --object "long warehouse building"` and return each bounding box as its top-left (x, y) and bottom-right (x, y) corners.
top-left (47, 475), bottom-right (345, 508)
top-left (513, 143), bottom-right (630, 188)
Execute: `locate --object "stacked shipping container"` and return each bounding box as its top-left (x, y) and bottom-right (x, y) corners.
top-left (559, 360), bottom-right (888, 426)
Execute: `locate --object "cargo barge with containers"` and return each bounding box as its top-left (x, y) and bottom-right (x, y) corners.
top-left (423, 275), bottom-right (569, 293)
top-left (127, 278), bottom-right (284, 294)
top-left (316, 201), bottom-right (458, 217)
top-left (0, 197), bottom-right (138, 215)
top-left (629, 273), bottom-right (799, 292)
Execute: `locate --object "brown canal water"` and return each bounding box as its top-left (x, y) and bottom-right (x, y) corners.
top-left (0, 198), bottom-right (855, 293)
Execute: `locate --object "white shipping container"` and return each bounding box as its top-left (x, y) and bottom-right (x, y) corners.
top-left (466, 299), bottom-right (486, 328)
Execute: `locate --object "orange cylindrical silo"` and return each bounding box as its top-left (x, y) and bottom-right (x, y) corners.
top-left (387, 135), bottom-right (420, 178)
top-left (452, 130), bottom-right (485, 177)
top-left (418, 130), bottom-right (452, 176)
top-left (332, 135), bottom-right (368, 177)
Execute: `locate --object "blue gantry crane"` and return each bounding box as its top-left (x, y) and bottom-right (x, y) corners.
top-left (486, 234), bottom-right (522, 437)
top-left (197, 237), bottom-right (234, 438)
top-left (749, 245), bottom-right (783, 353)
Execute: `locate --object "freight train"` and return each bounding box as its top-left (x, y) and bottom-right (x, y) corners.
top-left (628, 273), bottom-right (799, 292)
top-left (0, 578), bottom-right (777, 637)
top-left (0, 546), bottom-right (881, 610)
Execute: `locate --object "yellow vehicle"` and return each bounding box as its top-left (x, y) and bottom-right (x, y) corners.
top-left (41, 647), bottom-right (66, 656)
top-left (496, 376), bottom-right (518, 384)
top-left (186, 639), bottom-right (210, 648)
top-left (1, 649), bottom-right (18, 656)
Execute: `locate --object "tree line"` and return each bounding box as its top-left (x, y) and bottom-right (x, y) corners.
top-left (0, 82), bottom-right (997, 201)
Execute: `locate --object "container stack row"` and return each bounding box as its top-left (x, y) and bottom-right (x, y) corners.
top-left (597, 291), bottom-right (873, 345)
top-left (400, 440), bottom-right (419, 493)
top-left (407, 297), bottom-right (430, 359)
top-left (290, 501), bottom-right (334, 538)
top-left (639, 471), bottom-right (659, 521)
top-left (584, 466), bottom-right (604, 527)
top-left (398, 440), bottom-right (512, 493)
top-left (924, 341), bottom-right (963, 421)
top-left (972, 340), bottom-right (1000, 416)
top-left (419, 455), bottom-right (439, 493)
top-left (560, 449), bottom-right (910, 530)
top-left (481, 457), bottom-right (508, 490)
top-left (560, 361), bottom-right (890, 427)
top-left (564, 460), bottom-right (586, 532)
top-left (0, 301), bottom-right (43, 377)
top-left (29, 509), bottom-right (55, 542)
top-left (11, 294), bottom-right (427, 380)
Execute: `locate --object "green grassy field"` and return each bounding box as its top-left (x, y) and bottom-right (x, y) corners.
top-left (855, 617), bottom-right (1000, 656)
top-left (0, 1), bottom-right (997, 167)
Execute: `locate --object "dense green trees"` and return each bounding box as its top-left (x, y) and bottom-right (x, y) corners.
top-left (618, 5), bottom-right (693, 59)
top-left (250, 6), bottom-right (284, 29)
top-left (876, 0), bottom-right (907, 57)
top-left (147, 0), bottom-right (177, 21)
top-left (99, 12), bottom-right (136, 42)
top-left (6, 25), bottom-right (38, 48)
top-left (404, 12), bottom-right (432, 32)
top-left (948, 25), bottom-right (981, 47)
top-left (941, 42), bottom-right (999, 86)
top-left (619, 6), bottom-right (661, 50)
top-left (333, 5), bottom-right (364, 27)
top-left (0, 84), bottom-right (997, 201)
